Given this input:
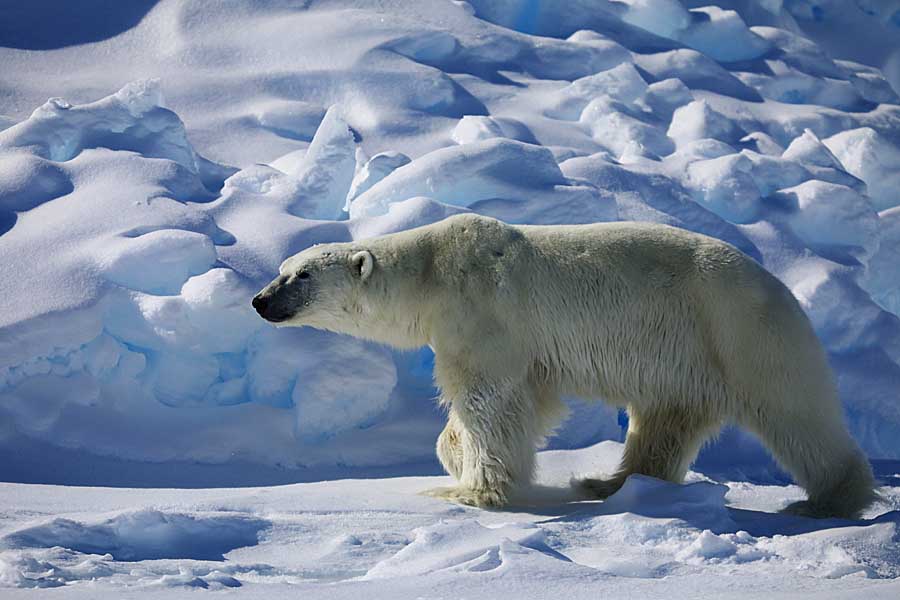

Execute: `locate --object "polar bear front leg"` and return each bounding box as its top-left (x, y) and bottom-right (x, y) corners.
top-left (436, 412), bottom-right (464, 480)
top-left (427, 379), bottom-right (538, 508)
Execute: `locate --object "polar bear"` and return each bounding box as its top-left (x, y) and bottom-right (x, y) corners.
top-left (253, 214), bottom-right (875, 518)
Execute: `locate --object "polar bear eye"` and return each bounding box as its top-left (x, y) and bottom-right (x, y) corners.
top-left (297, 271), bottom-right (310, 280)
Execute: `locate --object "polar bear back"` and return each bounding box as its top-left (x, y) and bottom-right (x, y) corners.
top-left (411, 214), bottom-right (832, 420)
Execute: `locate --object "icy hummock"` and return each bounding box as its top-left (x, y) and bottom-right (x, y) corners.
top-left (0, 0), bottom-right (899, 489)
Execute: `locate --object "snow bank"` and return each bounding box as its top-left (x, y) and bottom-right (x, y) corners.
top-left (0, 84), bottom-right (408, 472)
top-left (349, 138), bottom-right (617, 224)
top-left (4, 510), bottom-right (269, 561)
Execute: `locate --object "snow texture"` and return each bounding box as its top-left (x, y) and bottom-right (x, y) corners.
top-left (1, 0), bottom-right (900, 594)
top-left (1, 445), bottom-right (899, 596)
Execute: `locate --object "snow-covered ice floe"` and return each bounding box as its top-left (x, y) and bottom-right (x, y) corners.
top-left (1, 444), bottom-right (900, 596)
top-left (1, 0), bottom-right (900, 594)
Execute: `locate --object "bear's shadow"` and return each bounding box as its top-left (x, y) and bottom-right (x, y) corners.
top-left (502, 478), bottom-right (900, 539)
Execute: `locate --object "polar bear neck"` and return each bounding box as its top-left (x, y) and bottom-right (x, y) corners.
top-left (337, 231), bottom-right (441, 350)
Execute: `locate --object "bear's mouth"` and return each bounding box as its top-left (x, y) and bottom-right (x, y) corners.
top-left (262, 311), bottom-right (293, 323)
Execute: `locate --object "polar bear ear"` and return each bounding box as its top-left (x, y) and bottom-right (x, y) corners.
top-left (350, 250), bottom-right (374, 282)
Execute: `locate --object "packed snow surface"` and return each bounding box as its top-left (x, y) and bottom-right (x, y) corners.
top-left (1, 445), bottom-right (900, 597)
top-left (1, 0), bottom-right (900, 595)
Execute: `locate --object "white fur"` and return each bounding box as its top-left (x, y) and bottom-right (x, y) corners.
top-left (264, 214), bottom-right (875, 517)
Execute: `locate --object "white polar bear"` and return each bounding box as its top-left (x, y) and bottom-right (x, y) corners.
top-left (253, 214), bottom-right (875, 518)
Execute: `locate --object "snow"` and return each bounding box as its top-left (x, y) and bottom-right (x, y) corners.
top-left (823, 127), bottom-right (900, 211)
top-left (1, 0), bottom-right (900, 595)
top-left (1, 445), bottom-right (900, 597)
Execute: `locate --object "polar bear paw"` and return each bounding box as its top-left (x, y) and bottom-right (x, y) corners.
top-left (574, 476), bottom-right (625, 499)
top-left (422, 485), bottom-right (507, 508)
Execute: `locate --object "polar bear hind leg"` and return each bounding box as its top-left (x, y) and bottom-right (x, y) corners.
top-left (741, 408), bottom-right (876, 519)
top-left (577, 405), bottom-right (721, 498)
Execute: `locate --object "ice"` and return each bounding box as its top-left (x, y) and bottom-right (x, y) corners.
top-left (840, 60), bottom-right (900, 105)
top-left (618, 0), bottom-right (692, 39)
top-left (782, 128), bottom-right (844, 170)
top-left (3, 510), bottom-right (269, 561)
top-left (97, 229), bottom-right (217, 295)
top-left (740, 151), bottom-right (811, 197)
top-left (545, 62), bottom-right (648, 121)
top-left (823, 127), bottom-right (900, 211)
top-left (284, 105), bottom-right (359, 220)
top-left (253, 100), bottom-right (327, 142)
top-left (349, 138), bottom-right (616, 224)
top-left (738, 60), bottom-right (867, 110)
top-left (580, 97), bottom-right (674, 160)
top-left (451, 115), bottom-right (505, 144)
top-left (739, 131), bottom-right (785, 156)
top-left (0, 80), bottom-right (201, 175)
top-left (364, 519), bottom-right (550, 579)
top-left (289, 330), bottom-right (397, 440)
top-left (667, 100), bottom-right (744, 147)
top-left (684, 153), bottom-right (761, 223)
top-left (678, 6), bottom-right (770, 62)
top-left (641, 78), bottom-right (694, 121)
top-left (865, 206), bottom-right (900, 316)
top-left (346, 152), bottom-right (412, 205)
top-left (777, 180), bottom-right (879, 258)
top-left (636, 49), bottom-right (761, 101)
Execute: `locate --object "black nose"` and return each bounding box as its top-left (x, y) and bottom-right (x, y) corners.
top-left (252, 294), bottom-right (268, 314)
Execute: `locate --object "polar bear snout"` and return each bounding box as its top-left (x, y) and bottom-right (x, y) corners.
top-left (251, 293), bottom-right (280, 321)
top-left (253, 274), bottom-right (303, 323)
top-left (252, 291), bottom-right (291, 323)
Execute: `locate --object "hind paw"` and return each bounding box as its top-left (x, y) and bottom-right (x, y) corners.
top-left (574, 476), bottom-right (625, 499)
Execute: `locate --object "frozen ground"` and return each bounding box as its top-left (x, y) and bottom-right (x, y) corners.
top-left (2, 443), bottom-right (900, 598)
top-left (1, 0), bottom-right (900, 596)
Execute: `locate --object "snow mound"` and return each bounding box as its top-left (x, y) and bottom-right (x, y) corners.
top-left (597, 475), bottom-right (734, 532)
top-left (349, 138), bottom-right (617, 224)
top-left (3, 510), bottom-right (269, 561)
top-left (0, 84), bottom-right (407, 473)
top-left (865, 206), bottom-right (900, 316)
top-left (0, 80), bottom-right (199, 175)
top-left (668, 100), bottom-right (743, 147)
top-left (778, 180), bottom-right (879, 259)
top-left (451, 115), bottom-right (505, 144)
top-left (684, 153), bottom-right (761, 223)
top-left (824, 127), bottom-right (900, 211)
top-left (545, 62), bottom-right (648, 121)
top-left (580, 97), bottom-right (674, 160)
top-left (365, 519), bottom-right (565, 579)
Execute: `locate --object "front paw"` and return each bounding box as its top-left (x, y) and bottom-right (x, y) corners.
top-left (423, 485), bottom-right (507, 508)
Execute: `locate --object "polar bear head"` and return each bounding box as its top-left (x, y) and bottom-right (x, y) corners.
top-left (252, 244), bottom-right (374, 331)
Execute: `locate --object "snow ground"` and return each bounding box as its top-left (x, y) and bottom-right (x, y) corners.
top-left (1, 0), bottom-right (899, 479)
top-left (2, 443), bottom-right (900, 598)
top-left (2, 0), bottom-right (900, 596)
